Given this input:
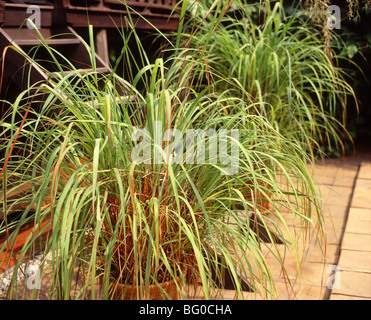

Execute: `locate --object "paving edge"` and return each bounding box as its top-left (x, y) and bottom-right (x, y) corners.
top-left (323, 163), bottom-right (361, 300)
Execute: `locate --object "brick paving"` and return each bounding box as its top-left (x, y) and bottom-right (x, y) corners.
top-left (328, 159), bottom-right (371, 300)
top-left (280, 147), bottom-right (371, 300)
top-left (199, 146), bottom-right (371, 300)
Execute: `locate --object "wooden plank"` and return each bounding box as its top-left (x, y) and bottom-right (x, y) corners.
top-left (52, 66), bottom-right (110, 78)
top-left (2, 27), bottom-right (79, 47)
top-left (58, 0), bottom-right (179, 12)
top-left (65, 10), bottom-right (179, 30)
top-left (0, 27), bottom-right (49, 90)
top-left (15, 38), bottom-right (81, 46)
top-left (329, 270), bottom-right (371, 298)
top-left (2, 3), bottom-right (53, 28)
top-left (2, 1), bottom-right (179, 29)
top-left (0, 1), bottom-right (5, 25)
top-left (95, 28), bottom-right (109, 66)
top-left (104, 0), bottom-right (176, 11)
top-left (66, 26), bottom-right (108, 69)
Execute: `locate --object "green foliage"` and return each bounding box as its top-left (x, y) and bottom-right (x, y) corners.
top-left (0, 2), bottom-right (337, 300)
top-left (176, 0), bottom-right (357, 158)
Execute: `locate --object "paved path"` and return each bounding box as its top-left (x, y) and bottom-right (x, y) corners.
top-left (327, 160), bottom-right (371, 300)
top-left (220, 146), bottom-right (371, 300)
top-left (281, 148), bottom-right (371, 300)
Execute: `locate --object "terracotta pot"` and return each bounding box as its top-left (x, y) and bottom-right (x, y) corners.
top-left (241, 181), bottom-right (273, 214)
top-left (109, 278), bottom-right (180, 300)
top-left (0, 217), bottom-right (52, 273)
top-left (0, 159), bottom-right (88, 273)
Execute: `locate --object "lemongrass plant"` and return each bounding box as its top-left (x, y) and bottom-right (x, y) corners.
top-left (177, 0), bottom-right (357, 158)
top-left (0, 14), bottom-right (324, 300)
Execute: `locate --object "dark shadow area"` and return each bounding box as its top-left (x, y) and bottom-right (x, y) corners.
top-left (210, 255), bottom-right (254, 292)
top-left (330, 1), bottom-right (371, 150)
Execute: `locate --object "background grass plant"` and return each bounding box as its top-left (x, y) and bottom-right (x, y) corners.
top-left (176, 0), bottom-right (358, 158)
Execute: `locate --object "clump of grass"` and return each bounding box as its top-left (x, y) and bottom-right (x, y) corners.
top-left (175, 0), bottom-right (357, 158)
top-left (0, 6), bottom-right (326, 300)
